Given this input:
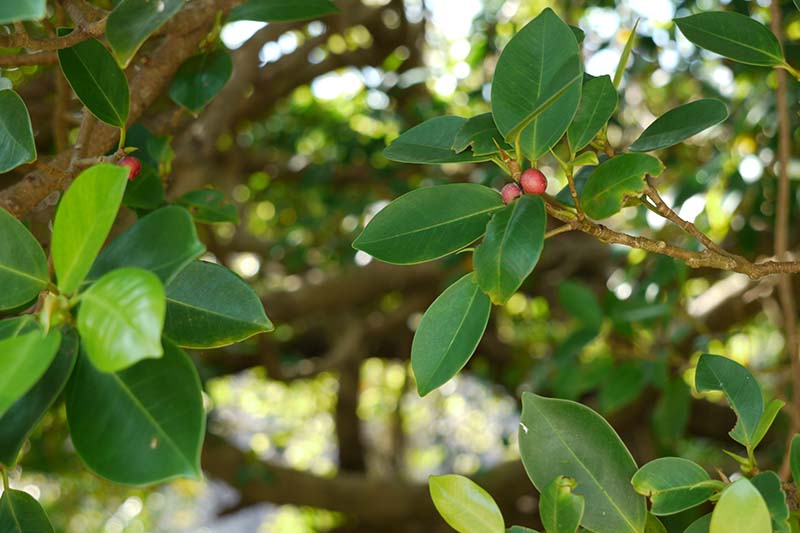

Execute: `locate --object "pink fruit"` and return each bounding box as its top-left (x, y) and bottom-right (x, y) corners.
top-left (501, 182), bottom-right (522, 205)
top-left (119, 156), bottom-right (142, 181)
top-left (521, 168), bottom-right (547, 195)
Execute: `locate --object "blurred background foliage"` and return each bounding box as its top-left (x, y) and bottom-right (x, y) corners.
top-left (3, 0), bottom-right (800, 531)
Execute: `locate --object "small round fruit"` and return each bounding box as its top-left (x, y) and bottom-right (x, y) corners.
top-left (521, 168), bottom-right (547, 195)
top-left (501, 183), bottom-right (522, 205)
top-left (119, 156), bottom-right (142, 181)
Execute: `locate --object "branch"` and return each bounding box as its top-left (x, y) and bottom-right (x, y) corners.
top-left (0, 16), bottom-right (106, 51)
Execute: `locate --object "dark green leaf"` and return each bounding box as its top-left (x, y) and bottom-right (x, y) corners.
top-left (598, 361), bottom-right (646, 414)
top-left (519, 394), bottom-right (646, 533)
top-left (0, 89), bottom-right (37, 173)
top-left (412, 274), bottom-right (491, 396)
top-left (228, 0), bottom-right (340, 23)
top-left (66, 340), bottom-right (204, 485)
top-left (165, 261), bottom-right (272, 348)
top-left (0, 489), bottom-right (53, 532)
top-left (0, 316), bottom-right (37, 340)
top-left (629, 99), bottom-right (728, 152)
top-left (452, 113), bottom-right (510, 157)
top-left (0, 1), bottom-right (46, 24)
top-left (474, 195), bottom-right (546, 305)
top-left (106, 0), bottom-right (185, 67)
top-left (169, 49), bottom-right (233, 114)
top-left (567, 75), bottom-right (617, 152)
top-left (685, 514), bottom-right (712, 533)
top-left (791, 435), bottom-right (800, 484)
top-left (652, 378), bottom-right (691, 445)
top-left (0, 207), bottom-right (48, 310)
top-left (0, 328), bottom-right (61, 418)
top-left (751, 471), bottom-right (790, 533)
top-left (558, 281), bottom-right (602, 329)
top-left (353, 184), bottom-right (503, 264)
top-left (122, 164), bottom-right (166, 210)
top-left (539, 476), bottom-right (584, 533)
top-left (176, 189), bottom-right (239, 224)
top-left (580, 153), bottom-right (663, 219)
top-left (429, 474), bottom-right (505, 533)
top-left (384, 116), bottom-right (494, 164)
top-left (631, 457), bottom-right (716, 515)
top-left (709, 478), bottom-right (770, 533)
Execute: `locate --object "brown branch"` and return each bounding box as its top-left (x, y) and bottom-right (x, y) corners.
top-left (0, 52), bottom-right (58, 66)
top-left (0, 17), bottom-right (106, 51)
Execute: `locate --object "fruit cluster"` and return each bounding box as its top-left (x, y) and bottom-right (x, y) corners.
top-left (501, 168), bottom-right (547, 204)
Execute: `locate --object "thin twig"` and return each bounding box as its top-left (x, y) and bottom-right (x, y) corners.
top-left (0, 53), bottom-right (58, 66)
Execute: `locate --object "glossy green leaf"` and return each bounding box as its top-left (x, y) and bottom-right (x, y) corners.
top-left (228, 0), bottom-right (340, 22)
top-left (558, 281), bottom-right (602, 329)
top-left (0, 1), bottom-right (45, 24)
top-left (176, 189), bottom-right (239, 224)
top-left (580, 153), bottom-right (663, 220)
top-left (751, 471), bottom-right (790, 533)
top-left (51, 164), bottom-right (129, 295)
top-left (629, 99), bottom-right (728, 152)
top-left (474, 195), bottom-right (545, 305)
top-left (86, 206), bottom-right (205, 285)
top-left (429, 474), bottom-right (505, 533)
top-left (539, 476), bottom-right (584, 533)
top-left (685, 514), bottom-right (712, 533)
top-left (0, 207), bottom-right (48, 310)
top-left (58, 35), bottom-right (129, 128)
top-left (613, 20), bottom-right (639, 88)
top-left (709, 478), bottom-right (770, 533)
top-left (165, 261), bottom-right (272, 348)
top-left (0, 328), bottom-right (61, 418)
top-left (491, 8), bottom-right (582, 159)
top-left (0, 329), bottom-right (78, 467)
top-left (384, 116), bottom-right (494, 164)
top-left (674, 12), bottom-right (784, 67)
top-left (519, 394), bottom-right (646, 533)
top-left (169, 49), bottom-right (233, 114)
top-left (567, 75), bottom-right (617, 152)
top-left (752, 398), bottom-right (784, 449)
top-left (791, 435), bottom-right (800, 483)
top-left (0, 89), bottom-right (36, 173)
top-left (411, 274), bottom-right (491, 396)
top-left (66, 340), bottom-right (204, 485)
top-left (695, 354), bottom-right (763, 448)
top-left (0, 489), bottom-right (53, 532)
top-left (452, 113), bottom-right (510, 157)
top-left (0, 316), bottom-right (37, 340)
top-left (631, 457), bottom-right (715, 515)
top-left (353, 184), bottom-right (503, 264)
top-left (106, 0), bottom-right (185, 67)
top-left (77, 268), bottom-right (165, 373)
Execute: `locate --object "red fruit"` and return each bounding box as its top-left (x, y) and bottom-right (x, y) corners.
top-left (119, 156), bottom-right (141, 181)
top-left (501, 182), bottom-right (522, 205)
top-left (521, 168), bottom-right (547, 195)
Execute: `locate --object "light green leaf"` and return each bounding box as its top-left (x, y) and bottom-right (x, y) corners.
top-left (0, 489), bottom-right (53, 532)
top-left (0, 207), bottom-right (48, 310)
top-left (228, 0), bottom-right (340, 22)
top-left (580, 153), bottom-right (663, 219)
top-left (429, 474), bottom-right (505, 533)
top-left (751, 471), bottom-right (790, 533)
top-left (709, 478), bottom-right (771, 533)
top-left (51, 164), bottom-right (129, 295)
top-left (613, 20), bottom-right (639, 88)
top-left (452, 113), bottom-right (511, 157)
top-left (176, 189), bottom-right (239, 224)
top-left (384, 116), bottom-right (494, 164)
top-left (0, 89), bottom-right (37, 173)
top-left (169, 49), bottom-right (233, 114)
top-left (539, 476), bottom-right (584, 533)
top-left (629, 99), bottom-right (728, 152)
top-left (631, 457), bottom-right (716, 515)
top-left (752, 398), bottom-right (784, 449)
top-left (77, 268), bottom-right (165, 373)
top-left (412, 274), bottom-right (491, 396)
top-left (567, 75), bottom-right (617, 152)
top-left (645, 514), bottom-right (667, 533)
top-left (0, 1), bottom-right (46, 24)
top-left (0, 328), bottom-right (61, 418)
top-left (106, 0), bottom-right (185, 67)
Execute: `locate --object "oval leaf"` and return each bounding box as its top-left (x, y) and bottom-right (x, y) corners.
top-left (631, 457), bottom-right (715, 515)
top-left (580, 153), bottom-right (663, 220)
top-left (0, 328), bottom-right (61, 418)
top-left (474, 195), bottom-right (546, 305)
top-left (176, 189), bottom-right (239, 224)
top-left (169, 49), bottom-right (233, 114)
top-left (0, 89), bottom-right (37, 173)
top-left (629, 99), bottom-right (728, 152)
top-left (452, 113), bottom-right (511, 157)
top-left (674, 12), bottom-right (784, 67)
top-left (412, 274), bottom-right (491, 396)
top-left (0, 489), bottom-right (53, 532)
top-left (539, 476), bottom-right (584, 533)
top-left (228, 0), bottom-right (339, 22)
top-left (66, 340), bottom-right (204, 485)
top-left (567, 75), bottom-right (618, 152)
top-left (0, 1), bottom-right (46, 24)
top-left (353, 184), bottom-right (503, 264)
top-left (165, 261), bottom-right (272, 348)
top-left (384, 116), bottom-right (493, 164)
top-left (58, 35), bottom-right (129, 128)
top-left (709, 478), bottom-right (771, 533)
top-left (751, 471), bottom-right (790, 533)
top-left (77, 268), bottom-right (165, 373)
top-left (429, 474), bottom-right (505, 533)
top-left (51, 164), bottom-right (129, 295)
top-left (519, 393), bottom-right (647, 533)
top-left (106, 0), bottom-right (185, 68)
top-left (0, 207), bottom-right (48, 310)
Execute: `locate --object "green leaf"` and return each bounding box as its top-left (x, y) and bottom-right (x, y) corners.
top-left (474, 195), bottom-right (546, 305)
top-left (631, 457), bottom-right (716, 515)
top-left (652, 378), bottom-right (691, 445)
top-left (539, 476), bottom-right (584, 533)
top-left (0, 489), bottom-right (54, 532)
top-left (0, 207), bottom-right (48, 311)
top-left (0, 316), bottom-right (37, 340)
top-left (558, 281), bottom-right (603, 329)
top-left (0, 89), bottom-right (37, 173)
top-left (66, 340), bottom-right (204, 485)
top-left (122, 164), bottom-right (166, 210)
top-left (646, 514), bottom-right (667, 533)
top-left (169, 49), bottom-right (233, 114)
top-left (598, 361), bottom-right (646, 414)
top-left (613, 20), bottom-right (639, 88)
top-left (176, 189), bottom-right (239, 224)
top-left (452, 113), bottom-right (511, 157)
top-left (629, 99), bottom-right (728, 152)
top-left (674, 12), bottom-right (784, 67)
top-left (791, 435), bottom-right (800, 484)
top-left (709, 478), bottom-right (771, 533)
top-left (0, 328), bottom-right (78, 467)
top-left (507, 528), bottom-right (538, 533)
top-left (57, 34), bottom-right (129, 128)
top-left (106, 0), bottom-right (185, 68)
top-left (77, 268), bottom-right (165, 373)
top-left (228, 0), bottom-right (340, 23)
top-left (0, 328), bottom-right (61, 418)
top-left (580, 153), bottom-right (663, 220)
top-left (384, 116), bottom-right (494, 164)
top-left (51, 164), bottom-right (129, 295)
top-left (353, 184), bottom-right (503, 264)
top-left (411, 274), bottom-right (491, 396)
top-left (519, 394), bottom-right (646, 533)
top-left (0, 1), bottom-right (46, 24)
top-left (795, 0), bottom-right (800, 12)
top-left (567, 75), bottom-right (618, 152)
top-left (685, 514), bottom-right (712, 533)
top-left (490, 8), bottom-right (582, 159)
top-left (165, 261), bottom-right (272, 348)
top-left (429, 474), bottom-right (505, 533)
top-left (86, 206), bottom-right (205, 285)
top-left (751, 471), bottom-right (790, 533)
top-left (752, 398), bottom-right (784, 449)
top-left (695, 354), bottom-right (763, 448)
